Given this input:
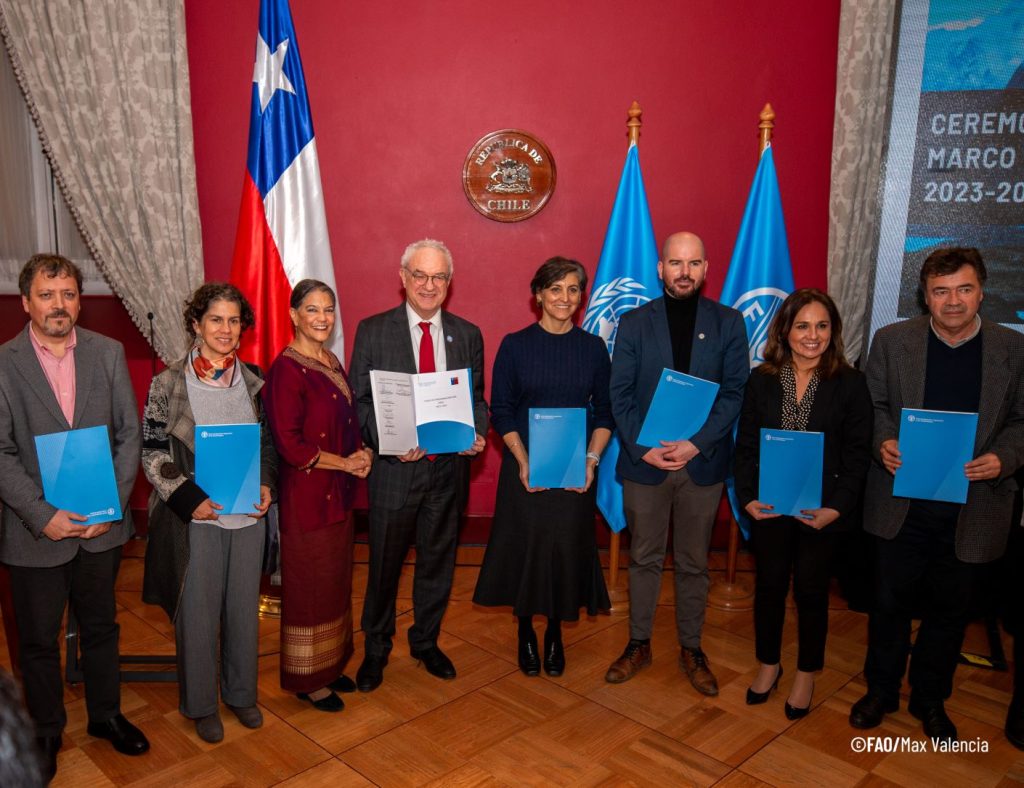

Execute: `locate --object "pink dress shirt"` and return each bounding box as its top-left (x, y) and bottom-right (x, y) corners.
top-left (28, 325), bottom-right (77, 425)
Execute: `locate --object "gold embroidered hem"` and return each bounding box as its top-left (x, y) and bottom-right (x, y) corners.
top-left (281, 609), bottom-right (353, 676)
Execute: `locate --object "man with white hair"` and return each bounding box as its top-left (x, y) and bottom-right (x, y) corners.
top-left (349, 239), bottom-right (487, 691)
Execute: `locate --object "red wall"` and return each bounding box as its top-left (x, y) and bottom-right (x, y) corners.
top-left (183, 0), bottom-right (841, 516)
top-left (3, 1), bottom-right (841, 521)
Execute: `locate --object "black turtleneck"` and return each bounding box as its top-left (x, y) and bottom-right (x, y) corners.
top-left (664, 289), bottom-right (699, 374)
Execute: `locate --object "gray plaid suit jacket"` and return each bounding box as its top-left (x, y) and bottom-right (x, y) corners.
top-left (350, 305), bottom-right (488, 511)
top-left (863, 315), bottom-right (1024, 563)
top-left (0, 326), bottom-right (140, 568)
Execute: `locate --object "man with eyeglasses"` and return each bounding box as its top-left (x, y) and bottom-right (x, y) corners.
top-left (349, 238), bottom-right (487, 691)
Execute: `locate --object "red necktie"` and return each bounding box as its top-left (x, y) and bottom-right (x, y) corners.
top-left (418, 322), bottom-right (437, 460)
top-left (418, 322), bottom-right (436, 373)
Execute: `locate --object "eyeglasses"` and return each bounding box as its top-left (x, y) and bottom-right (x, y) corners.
top-left (405, 270), bottom-right (450, 286)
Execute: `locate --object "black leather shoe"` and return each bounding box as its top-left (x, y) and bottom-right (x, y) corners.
top-left (518, 629), bottom-right (540, 676)
top-left (543, 633), bottom-right (565, 677)
top-left (908, 699), bottom-right (957, 742)
top-left (411, 646), bottom-right (456, 680)
top-left (849, 693), bottom-right (899, 729)
top-left (86, 714), bottom-right (150, 756)
top-left (356, 654), bottom-right (387, 692)
top-left (328, 674), bottom-right (357, 693)
top-left (746, 665), bottom-right (783, 705)
top-left (36, 735), bottom-right (61, 783)
top-left (1007, 698), bottom-right (1024, 751)
top-left (785, 688), bottom-right (814, 721)
top-left (297, 691), bottom-right (344, 712)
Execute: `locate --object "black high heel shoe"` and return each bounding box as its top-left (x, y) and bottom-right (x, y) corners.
top-left (745, 665), bottom-right (783, 705)
top-left (543, 632), bottom-right (565, 676)
top-left (518, 629), bottom-right (541, 676)
top-left (785, 685), bottom-right (813, 720)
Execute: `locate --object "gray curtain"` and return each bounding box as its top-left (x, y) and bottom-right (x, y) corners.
top-left (0, 0), bottom-right (204, 362)
top-left (827, 0), bottom-right (897, 364)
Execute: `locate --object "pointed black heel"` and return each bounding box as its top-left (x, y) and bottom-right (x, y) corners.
top-left (785, 686), bottom-right (814, 720)
top-left (745, 664), bottom-right (783, 705)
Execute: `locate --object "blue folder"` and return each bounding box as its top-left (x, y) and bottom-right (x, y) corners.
top-left (637, 369), bottom-right (719, 446)
top-left (35, 425), bottom-right (122, 526)
top-left (758, 428), bottom-right (824, 517)
top-left (194, 423), bottom-right (261, 515)
top-left (528, 408), bottom-right (586, 488)
top-left (893, 408), bottom-right (978, 504)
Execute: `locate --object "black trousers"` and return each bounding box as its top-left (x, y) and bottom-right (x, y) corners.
top-left (751, 517), bottom-right (837, 672)
top-left (361, 456), bottom-right (459, 656)
top-left (6, 545), bottom-right (123, 737)
top-left (864, 504), bottom-right (979, 705)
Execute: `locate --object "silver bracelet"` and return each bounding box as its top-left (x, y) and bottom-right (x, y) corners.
top-left (586, 451), bottom-right (600, 465)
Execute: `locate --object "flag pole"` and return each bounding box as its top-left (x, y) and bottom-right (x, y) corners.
top-left (708, 104), bottom-right (775, 611)
top-left (604, 100), bottom-right (644, 610)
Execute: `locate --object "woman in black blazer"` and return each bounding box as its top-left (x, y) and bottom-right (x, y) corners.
top-left (735, 288), bottom-right (872, 719)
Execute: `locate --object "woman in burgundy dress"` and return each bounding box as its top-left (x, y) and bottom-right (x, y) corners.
top-left (263, 280), bottom-right (373, 711)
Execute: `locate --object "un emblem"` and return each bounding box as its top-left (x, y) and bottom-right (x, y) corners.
top-left (732, 287), bottom-right (789, 367)
top-left (581, 277), bottom-right (651, 355)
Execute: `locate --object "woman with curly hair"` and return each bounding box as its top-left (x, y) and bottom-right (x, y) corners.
top-left (142, 282), bottom-right (277, 743)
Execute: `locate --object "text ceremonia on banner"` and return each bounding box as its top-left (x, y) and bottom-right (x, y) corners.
top-left (462, 129), bottom-right (556, 222)
top-left (913, 94), bottom-right (1024, 217)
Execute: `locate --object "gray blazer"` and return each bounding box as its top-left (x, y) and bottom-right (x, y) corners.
top-left (863, 315), bottom-right (1024, 563)
top-left (350, 304), bottom-right (488, 511)
top-left (0, 325), bottom-right (140, 568)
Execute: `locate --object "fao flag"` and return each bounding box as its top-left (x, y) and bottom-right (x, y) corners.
top-left (720, 145), bottom-right (795, 369)
top-left (720, 144), bottom-right (795, 534)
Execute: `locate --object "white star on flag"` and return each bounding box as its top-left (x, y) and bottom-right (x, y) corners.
top-left (253, 33), bottom-right (296, 112)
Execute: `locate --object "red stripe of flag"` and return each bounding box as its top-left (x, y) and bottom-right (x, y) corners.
top-left (229, 174), bottom-right (293, 371)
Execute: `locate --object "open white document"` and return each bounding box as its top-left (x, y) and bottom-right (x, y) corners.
top-left (370, 368), bottom-right (476, 455)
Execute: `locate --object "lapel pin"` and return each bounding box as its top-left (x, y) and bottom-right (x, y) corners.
top-left (446, 335), bottom-right (453, 343)
top-left (698, 333), bottom-right (706, 340)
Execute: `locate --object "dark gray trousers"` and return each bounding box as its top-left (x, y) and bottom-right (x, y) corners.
top-left (623, 471), bottom-right (722, 648)
top-left (362, 456), bottom-right (459, 657)
top-left (175, 522), bottom-right (264, 718)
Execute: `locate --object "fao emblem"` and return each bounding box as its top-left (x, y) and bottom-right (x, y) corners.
top-left (581, 277), bottom-right (652, 355)
top-left (732, 287), bottom-right (789, 367)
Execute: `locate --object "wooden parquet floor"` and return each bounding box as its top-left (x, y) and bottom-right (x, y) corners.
top-left (3, 539), bottom-right (1022, 787)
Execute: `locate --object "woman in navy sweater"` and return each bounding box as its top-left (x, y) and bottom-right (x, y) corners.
top-left (473, 257), bottom-right (612, 676)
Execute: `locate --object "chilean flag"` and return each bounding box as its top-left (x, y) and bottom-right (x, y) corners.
top-left (229, 0), bottom-right (341, 370)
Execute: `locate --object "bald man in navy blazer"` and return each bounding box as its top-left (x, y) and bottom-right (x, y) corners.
top-left (349, 239), bottom-right (488, 691)
top-left (604, 232), bottom-right (749, 695)
top-left (0, 255), bottom-right (149, 782)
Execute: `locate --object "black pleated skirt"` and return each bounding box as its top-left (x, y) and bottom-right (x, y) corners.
top-left (473, 452), bottom-right (610, 620)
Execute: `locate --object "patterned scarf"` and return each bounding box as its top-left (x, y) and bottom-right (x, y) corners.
top-left (191, 346), bottom-right (237, 387)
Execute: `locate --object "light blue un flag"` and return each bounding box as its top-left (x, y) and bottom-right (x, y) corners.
top-left (581, 144), bottom-right (661, 533)
top-left (719, 144), bottom-right (795, 536)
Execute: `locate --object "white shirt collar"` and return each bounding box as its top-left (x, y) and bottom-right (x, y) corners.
top-left (406, 302), bottom-right (441, 331)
